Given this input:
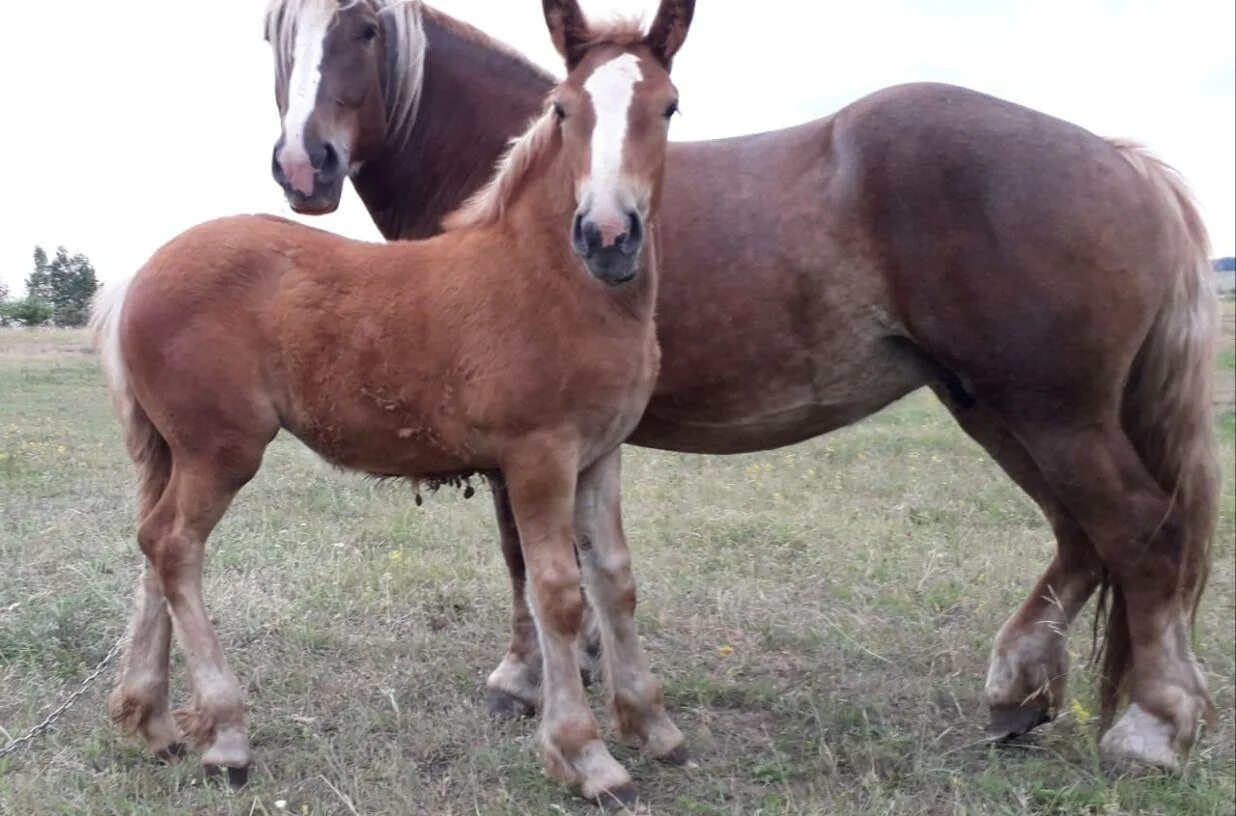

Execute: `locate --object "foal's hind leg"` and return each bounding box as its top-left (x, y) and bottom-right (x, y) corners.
top-left (1010, 419), bottom-right (1212, 770)
top-left (108, 564), bottom-right (181, 760)
top-left (139, 462), bottom-right (257, 786)
top-left (575, 449), bottom-right (684, 762)
top-left (933, 390), bottom-right (1102, 739)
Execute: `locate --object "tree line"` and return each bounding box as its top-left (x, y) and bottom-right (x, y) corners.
top-left (0, 247), bottom-right (99, 327)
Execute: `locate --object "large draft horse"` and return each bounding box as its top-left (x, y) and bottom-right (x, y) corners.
top-left (96, 0), bottom-right (696, 803)
top-left (266, 0), bottom-right (1220, 770)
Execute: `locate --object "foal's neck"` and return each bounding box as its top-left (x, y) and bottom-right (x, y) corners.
top-left (354, 11), bottom-right (555, 241)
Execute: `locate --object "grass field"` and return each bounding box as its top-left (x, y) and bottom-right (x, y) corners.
top-left (0, 313), bottom-right (1232, 816)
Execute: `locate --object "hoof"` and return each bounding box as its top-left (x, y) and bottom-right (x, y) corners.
top-left (1099, 703), bottom-right (1182, 774)
top-left (205, 763), bottom-right (251, 790)
top-left (985, 704), bottom-right (1052, 742)
top-left (485, 688), bottom-right (536, 719)
top-left (154, 742), bottom-right (187, 764)
top-left (592, 782), bottom-right (638, 811)
top-left (656, 743), bottom-right (690, 766)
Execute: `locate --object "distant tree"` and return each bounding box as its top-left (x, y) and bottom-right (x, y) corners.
top-left (24, 245), bottom-right (99, 327)
top-left (0, 297), bottom-right (53, 327)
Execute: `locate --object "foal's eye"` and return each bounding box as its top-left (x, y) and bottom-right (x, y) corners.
top-left (663, 100), bottom-right (679, 119)
top-left (552, 102), bottom-right (567, 121)
top-left (360, 24), bottom-right (379, 42)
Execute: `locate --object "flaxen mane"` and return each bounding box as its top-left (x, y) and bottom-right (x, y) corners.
top-left (264, 0), bottom-right (427, 148)
top-left (441, 108), bottom-right (560, 231)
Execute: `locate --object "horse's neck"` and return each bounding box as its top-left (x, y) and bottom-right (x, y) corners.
top-left (353, 12), bottom-right (555, 241)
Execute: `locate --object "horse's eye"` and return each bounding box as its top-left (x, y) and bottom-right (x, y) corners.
top-left (553, 102), bottom-right (566, 121)
top-left (663, 100), bottom-right (679, 119)
top-left (360, 24), bottom-right (378, 42)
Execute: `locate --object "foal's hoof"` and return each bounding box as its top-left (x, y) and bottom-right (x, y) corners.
top-left (592, 782), bottom-right (639, 811)
top-left (205, 763), bottom-right (251, 790)
top-left (656, 743), bottom-right (691, 766)
top-left (485, 688), bottom-right (536, 719)
top-left (154, 741), bottom-right (187, 764)
top-left (1098, 704), bottom-right (1182, 774)
top-left (985, 704), bottom-right (1052, 742)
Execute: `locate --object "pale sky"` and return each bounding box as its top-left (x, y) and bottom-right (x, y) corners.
top-left (1, 0), bottom-right (1232, 293)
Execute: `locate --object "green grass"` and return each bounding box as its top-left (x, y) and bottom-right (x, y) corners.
top-left (0, 327), bottom-right (1232, 815)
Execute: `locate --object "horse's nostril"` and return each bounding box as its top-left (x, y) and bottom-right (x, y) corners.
top-left (571, 212), bottom-right (589, 257)
top-left (321, 143), bottom-right (340, 174)
top-left (621, 212), bottom-right (643, 254)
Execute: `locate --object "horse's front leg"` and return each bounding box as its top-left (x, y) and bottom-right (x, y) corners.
top-left (484, 475), bottom-right (542, 717)
top-left (485, 475), bottom-right (602, 718)
top-left (503, 441), bottom-right (635, 807)
top-left (575, 448), bottom-right (684, 763)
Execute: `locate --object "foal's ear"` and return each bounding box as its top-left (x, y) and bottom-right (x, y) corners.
top-left (543, 0), bottom-right (591, 68)
top-left (645, 0), bottom-right (695, 68)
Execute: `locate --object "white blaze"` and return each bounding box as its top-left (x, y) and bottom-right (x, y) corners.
top-left (581, 53), bottom-right (643, 213)
top-left (280, 2), bottom-right (334, 191)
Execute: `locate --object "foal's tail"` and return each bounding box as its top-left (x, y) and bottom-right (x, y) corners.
top-left (1098, 140), bottom-right (1220, 724)
top-left (90, 277), bottom-right (172, 517)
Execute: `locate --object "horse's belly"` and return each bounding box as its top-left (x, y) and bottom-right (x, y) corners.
top-left (631, 337), bottom-right (928, 454)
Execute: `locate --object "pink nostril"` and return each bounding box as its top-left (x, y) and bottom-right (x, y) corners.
top-left (596, 220), bottom-right (627, 247)
top-left (277, 147), bottom-right (316, 197)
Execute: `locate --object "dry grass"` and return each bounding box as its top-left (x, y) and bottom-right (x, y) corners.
top-left (0, 318), bottom-right (1232, 815)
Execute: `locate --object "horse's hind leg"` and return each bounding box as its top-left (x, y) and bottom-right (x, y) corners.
top-left (139, 456), bottom-right (261, 786)
top-left (109, 435), bottom-right (180, 760)
top-left (934, 389), bottom-right (1104, 737)
top-left (1009, 417), bottom-right (1211, 770)
top-left (108, 565), bottom-right (181, 760)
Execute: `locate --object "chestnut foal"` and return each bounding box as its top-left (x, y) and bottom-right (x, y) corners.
top-left (93, 0), bottom-right (694, 803)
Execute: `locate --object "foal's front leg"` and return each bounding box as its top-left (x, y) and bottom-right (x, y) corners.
top-left (485, 476), bottom-right (603, 718)
top-left (484, 476), bottom-right (543, 717)
top-left (575, 449), bottom-right (684, 762)
top-left (504, 444), bottom-right (635, 807)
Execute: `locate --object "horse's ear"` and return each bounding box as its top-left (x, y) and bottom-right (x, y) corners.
top-left (645, 0), bottom-right (695, 68)
top-left (543, 0), bottom-right (591, 68)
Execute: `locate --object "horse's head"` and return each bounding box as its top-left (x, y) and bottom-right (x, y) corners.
top-left (545, 0), bottom-right (694, 284)
top-left (266, 0), bottom-right (409, 214)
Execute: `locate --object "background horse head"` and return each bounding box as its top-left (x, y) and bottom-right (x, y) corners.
top-left (266, 0), bottom-right (422, 214)
top-left (266, 0), bottom-right (556, 232)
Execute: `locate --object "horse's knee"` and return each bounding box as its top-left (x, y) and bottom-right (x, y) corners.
top-left (535, 574), bottom-right (585, 636)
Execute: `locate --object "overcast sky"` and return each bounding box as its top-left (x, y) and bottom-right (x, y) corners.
top-left (1, 0), bottom-right (1232, 293)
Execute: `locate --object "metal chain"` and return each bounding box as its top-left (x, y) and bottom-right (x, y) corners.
top-left (0, 634), bottom-right (126, 760)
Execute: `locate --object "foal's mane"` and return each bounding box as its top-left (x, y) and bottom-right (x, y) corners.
top-left (441, 16), bottom-right (647, 232)
top-left (441, 108), bottom-right (559, 231)
top-left (265, 0), bottom-right (427, 149)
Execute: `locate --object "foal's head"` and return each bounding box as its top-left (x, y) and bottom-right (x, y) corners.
top-left (543, 0), bottom-right (693, 284)
top-left (266, 0), bottom-right (419, 214)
